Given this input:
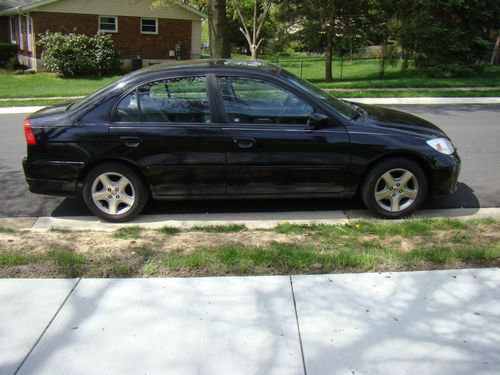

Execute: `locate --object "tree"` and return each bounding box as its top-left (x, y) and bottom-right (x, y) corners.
top-left (151, 0), bottom-right (230, 58)
top-left (410, 0), bottom-right (498, 77)
top-left (231, 0), bottom-right (273, 60)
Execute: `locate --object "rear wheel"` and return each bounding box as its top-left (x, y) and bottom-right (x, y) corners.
top-left (361, 158), bottom-right (427, 219)
top-left (82, 163), bottom-right (148, 222)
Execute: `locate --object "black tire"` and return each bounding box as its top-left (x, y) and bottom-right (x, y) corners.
top-left (82, 163), bottom-right (148, 222)
top-left (361, 157), bottom-right (427, 219)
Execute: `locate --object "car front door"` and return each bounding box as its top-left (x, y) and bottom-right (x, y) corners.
top-left (109, 74), bottom-right (226, 197)
top-left (215, 75), bottom-right (351, 195)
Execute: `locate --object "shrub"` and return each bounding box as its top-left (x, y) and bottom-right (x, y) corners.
top-left (37, 32), bottom-right (120, 76)
top-left (0, 43), bottom-right (19, 67)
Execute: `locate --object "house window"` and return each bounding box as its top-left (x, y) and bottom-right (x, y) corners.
top-left (141, 18), bottom-right (158, 34)
top-left (9, 17), bottom-right (16, 43)
top-left (99, 16), bottom-right (118, 32)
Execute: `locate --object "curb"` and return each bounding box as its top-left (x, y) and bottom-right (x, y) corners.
top-left (1, 97), bottom-right (500, 115)
top-left (1, 207), bottom-right (498, 232)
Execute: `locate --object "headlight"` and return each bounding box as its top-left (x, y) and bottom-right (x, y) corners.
top-left (426, 138), bottom-right (455, 155)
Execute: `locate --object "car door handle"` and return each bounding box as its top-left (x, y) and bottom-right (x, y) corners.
top-left (120, 136), bottom-right (142, 148)
top-left (233, 138), bottom-right (256, 149)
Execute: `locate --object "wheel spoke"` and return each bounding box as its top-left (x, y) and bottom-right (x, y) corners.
top-left (118, 194), bottom-right (134, 207)
top-left (108, 199), bottom-right (118, 215)
top-left (390, 195), bottom-right (401, 212)
top-left (399, 171), bottom-right (414, 188)
top-left (381, 172), bottom-right (396, 188)
top-left (402, 188), bottom-right (417, 200)
top-left (375, 188), bottom-right (392, 201)
top-left (99, 174), bottom-right (115, 190)
top-left (92, 191), bottom-right (109, 202)
top-left (117, 177), bottom-right (130, 192)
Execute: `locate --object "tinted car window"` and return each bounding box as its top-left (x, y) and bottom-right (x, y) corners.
top-left (218, 77), bottom-right (313, 125)
top-left (282, 71), bottom-right (356, 119)
top-left (114, 76), bottom-right (210, 123)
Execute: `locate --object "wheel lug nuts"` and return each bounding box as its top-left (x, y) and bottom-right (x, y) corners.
top-left (392, 193), bottom-right (396, 197)
top-left (115, 188), bottom-right (119, 192)
top-left (108, 195), bottom-right (112, 199)
top-left (116, 195), bottom-right (120, 199)
top-left (108, 188), bottom-right (112, 192)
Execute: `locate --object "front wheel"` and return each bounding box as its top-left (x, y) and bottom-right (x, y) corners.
top-left (82, 163), bottom-right (148, 222)
top-left (361, 158), bottom-right (427, 219)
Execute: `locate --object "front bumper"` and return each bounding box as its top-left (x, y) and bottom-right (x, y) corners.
top-left (430, 153), bottom-right (461, 197)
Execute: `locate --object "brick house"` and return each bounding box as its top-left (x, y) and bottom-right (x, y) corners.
top-left (0, 0), bottom-right (205, 71)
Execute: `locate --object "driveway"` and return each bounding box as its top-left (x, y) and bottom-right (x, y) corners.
top-left (1, 104), bottom-right (499, 218)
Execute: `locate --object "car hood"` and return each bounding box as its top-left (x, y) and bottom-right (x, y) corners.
top-left (355, 103), bottom-right (447, 138)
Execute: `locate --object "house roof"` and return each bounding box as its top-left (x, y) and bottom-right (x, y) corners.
top-left (0, 0), bottom-right (205, 18)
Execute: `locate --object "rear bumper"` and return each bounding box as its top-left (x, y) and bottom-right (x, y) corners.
top-left (25, 177), bottom-right (77, 196)
top-left (430, 153), bottom-right (461, 197)
top-left (23, 157), bottom-right (79, 196)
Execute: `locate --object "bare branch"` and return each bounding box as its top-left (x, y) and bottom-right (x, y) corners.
top-left (255, 0), bottom-right (272, 42)
top-left (233, 0), bottom-right (251, 41)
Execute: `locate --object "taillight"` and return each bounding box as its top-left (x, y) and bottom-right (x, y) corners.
top-left (24, 118), bottom-right (37, 145)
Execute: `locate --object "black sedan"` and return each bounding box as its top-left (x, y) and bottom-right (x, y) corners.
top-left (22, 60), bottom-right (460, 222)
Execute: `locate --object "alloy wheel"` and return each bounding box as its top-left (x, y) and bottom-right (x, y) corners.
top-left (91, 172), bottom-right (135, 215)
top-left (374, 168), bottom-right (419, 212)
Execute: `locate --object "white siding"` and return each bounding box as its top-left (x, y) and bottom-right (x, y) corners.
top-left (37, 0), bottom-right (202, 21)
top-left (191, 20), bottom-right (201, 59)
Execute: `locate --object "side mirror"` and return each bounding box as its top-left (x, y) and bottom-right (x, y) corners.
top-left (307, 112), bottom-right (332, 130)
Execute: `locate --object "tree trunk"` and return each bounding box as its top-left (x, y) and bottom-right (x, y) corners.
top-left (207, 0), bottom-right (230, 58)
top-left (251, 46), bottom-right (258, 60)
top-left (325, 25), bottom-right (334, 82)
top-left (492, 33), bottom-right (500, 65)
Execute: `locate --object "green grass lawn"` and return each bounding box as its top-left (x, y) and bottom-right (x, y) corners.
top-left (0, 70), bottom-right (121, 99)
top-left (1, 56), bottom-right (499, 104)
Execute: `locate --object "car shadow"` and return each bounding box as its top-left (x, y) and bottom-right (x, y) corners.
top-left (50, 182), bottom-right (481, 218)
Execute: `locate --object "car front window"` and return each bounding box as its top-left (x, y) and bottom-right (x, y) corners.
top-left (282, 71), bottom-right (355, 119)
top-left (217, 76), bottom-right (313, 125)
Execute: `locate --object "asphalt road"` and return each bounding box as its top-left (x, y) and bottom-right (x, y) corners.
top-left (1, 104), bottom-right (499, 218)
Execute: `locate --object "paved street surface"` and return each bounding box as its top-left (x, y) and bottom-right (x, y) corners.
top-left (1, 104), bottom-right (499, 218)
top-left (1, 269), bottom-right (499, 375)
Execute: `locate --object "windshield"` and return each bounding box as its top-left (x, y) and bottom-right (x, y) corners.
top-left (68, 76), bottom-right (127, 111)
top-left (282, 70), bottom-right (355, 119)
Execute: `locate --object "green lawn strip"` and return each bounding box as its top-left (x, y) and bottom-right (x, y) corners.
top-left (158, 226), bottom-right (182, 235)
top-left (0, 71), bottom-right (121, 99)
top-left (275, 217), bottom-right (468, 238)
top-left (189, 224), bottom-right (247, 233)
top-left (0, 99), bottom-right (73, 107)
top-left (0, 226), bottom-right (17, 234)
top-left (114, 226), bottom-right (145, 239)
top-left (2, 89), bottom-right (497, 108)
top-left (0, 252), bottom-right (37, 266)
top-left (327, 89), bottom-right (500, 98)
top-left (47, 249), bottom-right (86, 277)
top-left (1, 218), bottom-right (498, 277)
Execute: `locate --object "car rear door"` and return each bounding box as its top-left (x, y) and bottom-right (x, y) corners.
top-left (108, 74), bottom-right (226, 197)
top-left (215, 75), bottom-right (351, 195)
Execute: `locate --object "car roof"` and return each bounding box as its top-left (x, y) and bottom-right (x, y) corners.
top-left (125, 59), bottom-right (283, 81)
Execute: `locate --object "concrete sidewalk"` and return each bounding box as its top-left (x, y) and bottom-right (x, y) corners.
top-left (1, 268), bottom-right (499, 375)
